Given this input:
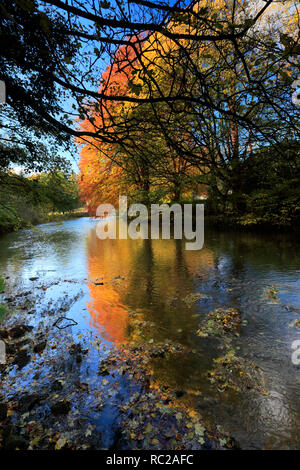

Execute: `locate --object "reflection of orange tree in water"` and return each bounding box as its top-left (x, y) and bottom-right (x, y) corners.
top-left (86, 232), bottom-right (217, 405)
top-left (85, 229), bottom-right (132, 343)
top-left (86, 232), bottom-right (187, 339)
top-left (87, 282), bottom-right (127, 343)
top-left (122, 238), bottom-right (215, 343)
top-left (120, 239), bottom-right (217, 406)
top-left (86, 230), bottom-right (214, 343)
top-left (88, 230), bottom-right (213, 319)
top-left (85, 231), bottom-right (250, 444)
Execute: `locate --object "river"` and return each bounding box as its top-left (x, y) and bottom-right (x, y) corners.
top-left (0, 217), bottom-right (300, 449)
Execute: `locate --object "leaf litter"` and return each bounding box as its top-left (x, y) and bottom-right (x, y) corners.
top-left (0, 286), bottom-right (239, 450)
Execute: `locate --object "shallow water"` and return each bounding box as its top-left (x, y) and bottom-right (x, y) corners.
top-left (0, 217), bottom-right (300, 449)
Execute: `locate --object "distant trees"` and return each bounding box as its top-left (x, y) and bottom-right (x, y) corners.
top-left (0, 145), bottom-right (80, 232)
top-left (33, 171), bottom-right (80, 213)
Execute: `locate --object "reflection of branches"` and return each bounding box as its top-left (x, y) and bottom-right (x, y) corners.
top-left (53, 317), bottom-right (78, 329)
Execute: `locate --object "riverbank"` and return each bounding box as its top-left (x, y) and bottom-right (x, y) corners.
top-left (2, 200), bottom-right (300, 237)
top-left (0, 282), bottom-right (235, 450)
top-left (204, 215), bottom-right (300, 233)
top-left (42, 208), bottom-right (89, 223)
top-left (0, 208), bottom-right (89, 235)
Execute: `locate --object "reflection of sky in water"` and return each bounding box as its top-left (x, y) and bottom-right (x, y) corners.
top-left (0, 218), bottom-right (300, 449)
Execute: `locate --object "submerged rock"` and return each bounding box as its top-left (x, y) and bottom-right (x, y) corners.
top-left (0, 403), bottom-right (8, 421)
top-left (51, 399), bottom-right (71, 415)
top-left (9, 325), bottom-right (33, 339)
top-left (0, 329), bottom-right (8, 340)
top-left (17, 394), bottom-right (41, 413)
top-left (51, 379), bottom-right (64, 391)
top-left (13, 350), bottom-right (31, 369)
top-left (76, 354), bottom-right (82, 363)
top-left (174, 390), bottom-right (186, 398)
top-left (98, 364), bottom-right (109, 376)
top-left (69, 343), bottom-right (86, 355)
top-left (33, 340), bottom-right (47, 354)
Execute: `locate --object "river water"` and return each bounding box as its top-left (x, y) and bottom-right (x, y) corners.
top-left (0, 217), bottom-right (300, 449)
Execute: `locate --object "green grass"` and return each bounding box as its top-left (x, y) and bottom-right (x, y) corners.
top-left (0, 304), bottom-right (8, 321)
top-left (0, 276), bottom-right (8, 321)
top-left (0, 276), bottom-right (5, 293)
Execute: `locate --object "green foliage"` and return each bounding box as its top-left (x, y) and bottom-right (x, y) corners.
top-left (35, 171), bottom-right (80, 213)
top-left (0, 169), bottom-right (81, 233)
top-left (0, 304), bottom-right (8, 322)
top-left (206, 140), bottom-right (300, 229)
top-left (0, 276), bottom-right (5, 293)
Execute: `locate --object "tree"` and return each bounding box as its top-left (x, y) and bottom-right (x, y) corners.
top-left (35, 171), bottom-right (80, 213)
top-left (0, 0), bottom-right (78, 170)
top-left (78, 0), bottom-right (299, 214)
top-left (2, 0), bottom-right (291, 148)
top-left (2, 0), bottom-right (299, 222)
top-left (78, 39), bottom-right (142, 212)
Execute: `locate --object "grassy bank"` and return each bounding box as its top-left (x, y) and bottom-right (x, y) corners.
top-left (204, 214), bottom-right (300, 233)
top-left (0, 170), bottom-right (83, 235)
top-left (0, 207), bottom-right (89, 235)
top-left (41, 208), bottom-right (89, 223)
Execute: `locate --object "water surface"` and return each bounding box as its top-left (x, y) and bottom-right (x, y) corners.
top-left (0, 218), bottom-right (300, 449)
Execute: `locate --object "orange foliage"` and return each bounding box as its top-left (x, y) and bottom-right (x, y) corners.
top-left (78, 37), bottom-right (143, 214)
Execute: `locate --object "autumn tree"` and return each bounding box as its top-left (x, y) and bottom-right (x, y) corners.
top-left (78, 38), bottom-right (143, 212)
top-left (2, 0), bottom-right (298, 221)
top-left (3, 0), bottom-right (291, 150)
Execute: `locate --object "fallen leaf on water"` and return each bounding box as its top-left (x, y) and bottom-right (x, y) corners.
top-left (55, 437), bottom-right (67, 450)
top-left (194, 423), bottom-right (205, 436)
top-left (145, 423), bottom-right (153, 434)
